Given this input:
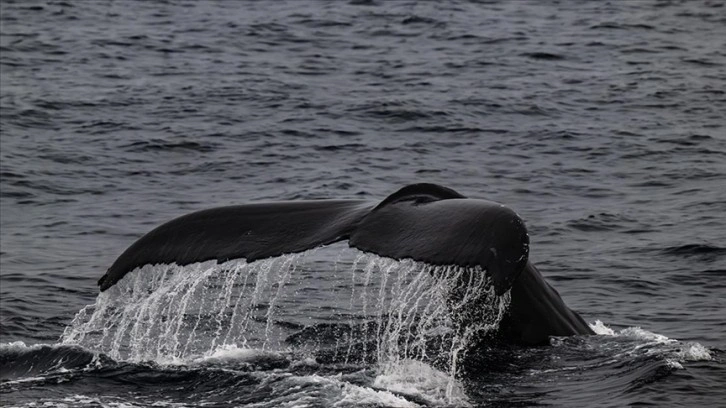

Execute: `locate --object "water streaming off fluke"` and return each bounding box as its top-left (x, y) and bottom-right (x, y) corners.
top-left (61, 247), bottom-right (511, 382)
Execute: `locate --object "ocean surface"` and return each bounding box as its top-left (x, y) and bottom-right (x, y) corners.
top-left (1, 0), bottom-right (725, 407)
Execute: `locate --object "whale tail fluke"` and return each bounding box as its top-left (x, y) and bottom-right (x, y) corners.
top-left (97, 183), bottom-right (593, 345)
top-left (99, 184), bottom-right (529, 296)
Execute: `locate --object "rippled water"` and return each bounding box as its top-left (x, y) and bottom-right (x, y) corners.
top-left (1, 0), bottom-right (725, 407)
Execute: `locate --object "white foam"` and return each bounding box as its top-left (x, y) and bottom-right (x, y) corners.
top-left (0, 341), bottom-right (42, 352)
top-left (0, 376), bottom-right (48, 386)
top-left (665, 359), bottom-right (684, 370)
top-left (2, 394), bottom-right (156, 408)
top-left (251, 372), bottom-right (418, 408)
top-left (589, 320), bottom-right (671, 342)
top-left (588, 320), bottom-right (616, 336)
top-left (588, 320), bottom-right (713, 363)
top-left (335, 381), bottom-right (418, 408)
top-left (373, 360), bottom-right (470, 407)
top-left (290, 356), bottom-right (319, 368)
top-left (619, 326), bottom-right (672, 343)
top-left (193, 344), bottom-right (283, 364)
top-left (675, 342), bottom-right (712, 361)
top-left (0, 341), bottom-right (94, 358)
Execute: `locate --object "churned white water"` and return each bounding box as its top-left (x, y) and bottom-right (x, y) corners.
top-left (587, 319), bottom-right (713, 367)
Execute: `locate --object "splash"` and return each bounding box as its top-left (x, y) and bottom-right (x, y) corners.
top-left (61, 247), bottom-right (510, 400)
top-left (349, 253), bottom-right (510, 399)
top-left (61, 254), bottom-right (304, 362)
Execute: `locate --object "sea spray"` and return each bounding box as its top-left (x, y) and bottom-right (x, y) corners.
top-left (61, 246), bottom-right (511, 399)
top-left (61, 256), bottom-right (305, 361)
top-left (351, 255), bottom-right (510, 402)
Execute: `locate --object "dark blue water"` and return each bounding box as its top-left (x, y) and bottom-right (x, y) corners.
top-left (1, 1), bottom-right (725, 406)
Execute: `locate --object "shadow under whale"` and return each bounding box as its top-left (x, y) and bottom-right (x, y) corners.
top-left (98, 183), bottom-right (593, 346)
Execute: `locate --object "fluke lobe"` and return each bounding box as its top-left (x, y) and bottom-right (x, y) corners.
top-left (98, 183), bottom-right (593, 345)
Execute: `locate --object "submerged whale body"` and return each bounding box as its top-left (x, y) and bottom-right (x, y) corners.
top-left (98, 183), bottom-right (593, 345)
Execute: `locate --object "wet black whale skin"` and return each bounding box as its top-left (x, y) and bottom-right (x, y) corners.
top-left (98, 183), bottom-right (593, 345)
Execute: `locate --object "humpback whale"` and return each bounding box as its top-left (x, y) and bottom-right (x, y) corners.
top-left (98, 183), bottom-right (593, 345)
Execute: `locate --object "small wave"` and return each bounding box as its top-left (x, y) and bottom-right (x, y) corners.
top-left (0, 394), bottom-right (152, 408)
top-left (121, 139), bottom-right (217, 153)
top-left (314, 142), bottom-right (369, 152)
top-left (590, 22), bottom-right (655, 30)
top-left (618, 326), bottom-right (672, 343)
top-left (373, 360), bottom-right (470, 407)
top-left (521, 51), bottom-right (565, 61)
top-left (0, 341), bottom-right (458, 407)
top-left (0, 341), bottom-right (111, 381)
top-left (589, 320), bottom-right (671, 343)
top-left (567, 212), bottom-right (637, 232)
top-left (336, 383), bottom-right (419, 408)
top-left (298, 374), bottom-right (419, 408)
top-left (400, 15), bottom-right (441, 26)
top-left (588, 320), bottom-right (713, 363)
top-left (662, 244), bottom-right (726, 257)
top-left (192, 344), bottom-right (290, 371)
top-left (657, 134), bottom-right (714, 146)
top-left (194, 344), bottom-right (283, 364)
top-left (682, 58), bottom-right (723, 67)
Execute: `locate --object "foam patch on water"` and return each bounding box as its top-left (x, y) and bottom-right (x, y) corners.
top-left (588, 320), bottom-right (616, 336)
top-left (674, 342), bottom-right (712, 361)
top-left (619, 326), bottom-right (672, 343)
top-left (335, 380), bottom-right (419, 408)
top-left (250, 365), bottom-right (470, 408)
top-left (193, 344), bottom-right (284, 364)
top-left (254, 372), bottom-right (419, 408)
top-left (590, 320), bottom-right (673, 342)
top-left (0, 341), bottom-right (44, 353)
top-left (665, 360), bottom-right (684, 370)
top-left (589, 320), bottom-right (713, 363)
top-left (373, 360), bottom-right (470, 407)
top-left (190, 344), bottom-right (291, 371)
top-left (0, 376), bottom-right (48, 386)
